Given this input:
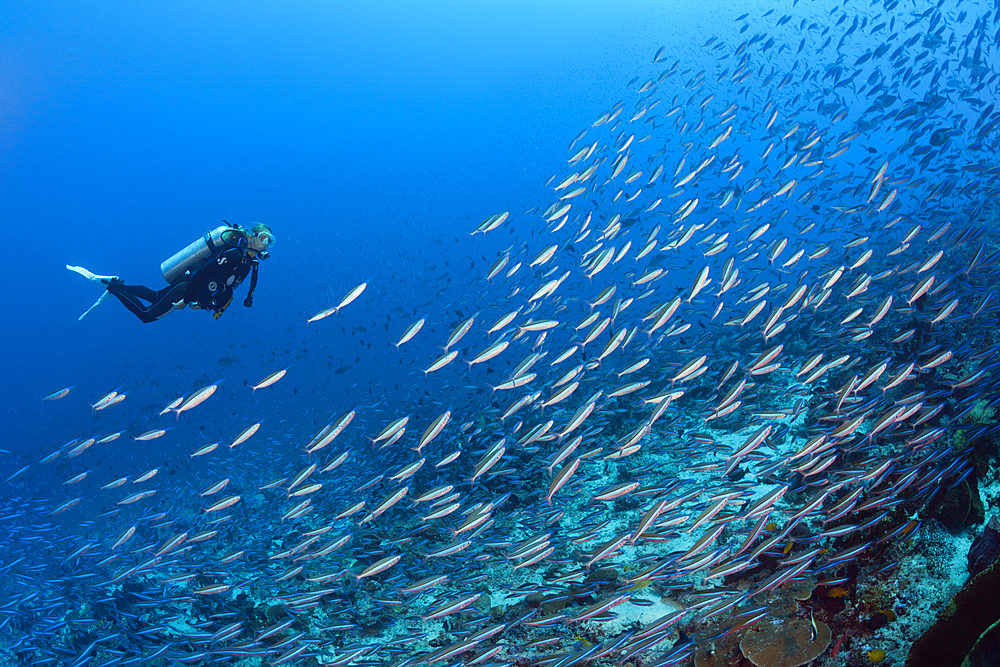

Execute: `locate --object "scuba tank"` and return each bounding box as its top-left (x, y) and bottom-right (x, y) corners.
top-left (160, 224), bottom-right (242, 284)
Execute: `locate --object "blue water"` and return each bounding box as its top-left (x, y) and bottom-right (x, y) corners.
top-left (0, 0), bottom-right (758, 472)
top-left (2, 0), bottom-right (687, 438)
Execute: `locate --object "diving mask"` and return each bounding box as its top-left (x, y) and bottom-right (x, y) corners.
top-left (255, 231), bottom-right (275, 248)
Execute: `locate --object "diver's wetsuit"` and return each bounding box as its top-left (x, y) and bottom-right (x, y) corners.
top-left (106, 241), bottom-right (259, 323)
top-left (105, 281), bottom-right (189, 323)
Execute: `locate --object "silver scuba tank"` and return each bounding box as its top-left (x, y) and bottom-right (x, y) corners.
top-left (160, 225), bottom-right (236, 284)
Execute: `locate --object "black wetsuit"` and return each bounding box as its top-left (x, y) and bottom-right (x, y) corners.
top-left (107, 240), bottom-right (259, 323)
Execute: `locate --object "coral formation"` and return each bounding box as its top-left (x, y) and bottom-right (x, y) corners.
top-left (906, 553), bottom-right (1000, 667)
top-left (738, 618), bottom-right (832, 667)
top-left (967, 516), bottom-right (1000, 579)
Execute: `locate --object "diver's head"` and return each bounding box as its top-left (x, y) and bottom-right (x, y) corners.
top-left (246, 222), bottom-right (275, 256)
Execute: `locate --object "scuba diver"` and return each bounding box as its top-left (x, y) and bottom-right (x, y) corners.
top-left (68, 222), bottom-right (274, 323)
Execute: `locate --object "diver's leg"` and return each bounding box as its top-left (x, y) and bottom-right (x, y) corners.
top-left (119, 284), bottom-right (159, 301)
top-left (144, 282), bottom-right (190, 321)
top-left (105, 281), bottom-right (159, 323)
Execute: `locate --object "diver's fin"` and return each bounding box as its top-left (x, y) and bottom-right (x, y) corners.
top-left (79, 292), bottom-right (110, 321)
top-left (67, 265), bottom-right (118, 283)
top-left (67, 265), bottom-right (97, 281)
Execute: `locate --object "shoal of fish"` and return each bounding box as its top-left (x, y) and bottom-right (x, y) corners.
top-left (5, 1), bottom-right (1000, 665)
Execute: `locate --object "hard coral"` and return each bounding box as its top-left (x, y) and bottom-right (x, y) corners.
top-left (739, 619), bottom-right (832, 667)
top-left (927, 479), bottom-right (973, 530)
top-left (906, 548), bottom-right (1000, 667)
top-left (968, 515), bottom-right (1000, 579)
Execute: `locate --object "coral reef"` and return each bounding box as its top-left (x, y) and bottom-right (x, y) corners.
top-left (905, 551), bottom-right (1000, 667)
top-left (739, 618), bottom-right (832, 667)
top-left (967, 516), bottom-right (1000, 579)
